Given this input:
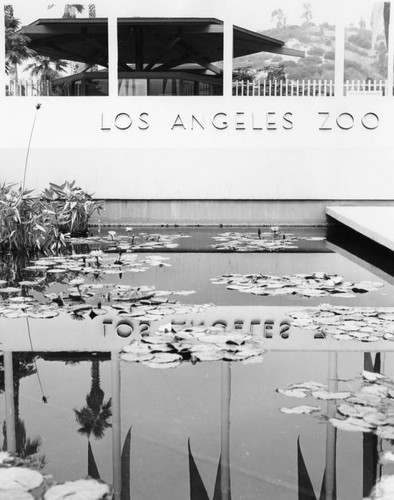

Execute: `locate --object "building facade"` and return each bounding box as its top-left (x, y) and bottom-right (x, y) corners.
top-left (1, 0), bottom-right (394, 225)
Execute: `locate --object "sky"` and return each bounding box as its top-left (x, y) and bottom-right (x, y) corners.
top-left (9, 0), bottom-right (381, 30)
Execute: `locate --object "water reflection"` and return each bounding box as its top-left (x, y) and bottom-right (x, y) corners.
top-left (1, 352), bottom-right (45, 467)
top-left (74, 359), bottom-right (112, 440)
top-left (2, 349), bottom-right (394, 499)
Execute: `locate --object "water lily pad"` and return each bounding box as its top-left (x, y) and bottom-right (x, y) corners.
top-left (27, 309), bottom-right (59, 319)
top-left (121, 352), bottom-right (154, 363)
top-left (337, 403), bottom-right (372, 418)
top-left (277, 388), bottom-right (308, 398)
top-left (376, 426), bottom-right (394, 440)
top-left (379, 451), bottom-right (394, 464)
top-left (330, 417), bottom-right (372, 432)
top-left (192, 351), bottom-right (224, 362)
top-left (44, 479), bottom-right (111, 500)
top-left (148, 353), bottom-right (182, 364)
top-left (280, 405), bottom-right (320, 415)
top-left (363, 411), bottom-right (389, 426)
top-left (0, 492), bottom-right (34, 500)
top-left (0, 468), bottom-right (43, 491)
top-left (362, 370), bottom-right (385, 382)
top-left (142, 360), bottom-right (181, 369)
top-left (311, 390), bottom-right (351, 400)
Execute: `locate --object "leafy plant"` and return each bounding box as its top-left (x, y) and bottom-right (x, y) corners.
top-left (42, 181), bottom-right (104, 237)
top-left (0, 181), bottom-right (103, 254)
top-left (0, 183), bottom-right (66, 254)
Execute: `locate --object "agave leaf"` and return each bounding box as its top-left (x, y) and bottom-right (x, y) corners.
top-left (121, 426), bottom-right (132, 500)
top-left (297, 437), bottom-right (317, 500)
top-left (88, 441), bottom-right (100, 479)
top-left (213, 453), bottom-right (222, 500)
top-left (188, 439), bottom-right (209, 500)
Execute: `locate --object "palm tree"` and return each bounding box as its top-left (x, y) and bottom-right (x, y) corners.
top-left (74, 360), bottom-right (112, 440)
top-left (47, 4), bottom-right (85, 18)
top-left (25, 56), bottom-right (68, 81)
top-left (88, 4), bottom-right (96, 18)
top-left (63, 4), bottom-right (85, 18)
top-left (4, 5), bottom-right (35, 79)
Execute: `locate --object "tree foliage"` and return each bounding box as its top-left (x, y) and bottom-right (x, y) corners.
top-left (24, 57), bottom-right (68, 81)
top-left (4, 5), bottom-right (35, 74)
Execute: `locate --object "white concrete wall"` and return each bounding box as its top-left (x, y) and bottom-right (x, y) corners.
top-left (0, 97), bottom-right (392, 200)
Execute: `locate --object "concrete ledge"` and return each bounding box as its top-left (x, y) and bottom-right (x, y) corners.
top-left (327, 206), bottom-right (394, 251)
top-left (93, 200), bottom-right (394, 226)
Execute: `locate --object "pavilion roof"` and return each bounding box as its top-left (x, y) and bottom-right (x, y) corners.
top-left (21, 17), bottom-right (304, 72)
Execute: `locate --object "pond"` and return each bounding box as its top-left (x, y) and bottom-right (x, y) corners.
top-left (1, 226), bottom-right (394, 499)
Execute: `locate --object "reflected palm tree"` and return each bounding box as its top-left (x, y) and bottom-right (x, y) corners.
top-left (74, 359), bottom-right (112, 440)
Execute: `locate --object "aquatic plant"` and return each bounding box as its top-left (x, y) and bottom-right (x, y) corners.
top-left (0, 181), bottom-right (103, 254)
top-left (41, 180), bottom-right (104, 237)
top-left (0, 183), bottom-right (67, 254)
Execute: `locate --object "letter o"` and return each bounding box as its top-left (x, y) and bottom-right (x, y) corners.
top-left (116, 319), bottom-right (134, 337)
top-left (362, 112), bottom-right (379, 130)
top-left (336, 113), bottom-right (354, 130)
top-left (115, 113), bottom-right (132, 130)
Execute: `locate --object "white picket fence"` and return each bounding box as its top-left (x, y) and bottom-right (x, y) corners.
top-left (343, 79), bottom-right (386, 96)
top-left (5, 77), bottom-right (389, 97)
top-left (6, 79), bottom-right (53, 96)
top-left (233, 79), bottom-right (388, 97)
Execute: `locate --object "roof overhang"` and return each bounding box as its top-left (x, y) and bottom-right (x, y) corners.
top-left (20, 17), bottom-right (304, 70)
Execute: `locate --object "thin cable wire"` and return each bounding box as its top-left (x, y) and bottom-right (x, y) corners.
top-left (22, 104), bottom-right (41, 193)
top-left (25, 316), bottom-right (47, 402)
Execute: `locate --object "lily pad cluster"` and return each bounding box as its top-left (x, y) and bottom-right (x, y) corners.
top-left (0, 282), bottom-right (210, 321)
top-left (72, 231), bottom-right (190, 251)
top-left (121, 323), bottom-right (265, 368)
top-left (0, 452), bottom-right (111, 500)
top-left (211, 231), bottom-right (325, 252)
top-left (287, 304), bottom-right (394, 342)
top-left (24, 252), bottom-right (173, 277)
top-left (211, 272), bottom-right (383, 298)
top-left (0, 249), bottom-right (208, 319)
top-left (277, 370), bottom-right (394, 439)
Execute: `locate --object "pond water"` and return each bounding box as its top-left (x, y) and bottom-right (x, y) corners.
top-left (1, 226), bottom-right (394, 499)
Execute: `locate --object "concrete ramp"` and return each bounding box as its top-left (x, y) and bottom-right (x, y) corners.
top-left (327, 206), bottom-right (394, 252)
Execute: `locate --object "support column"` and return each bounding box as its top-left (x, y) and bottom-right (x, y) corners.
top-left (223, 20), bottom-right (233, 97)
top-left (325, 352), bottom-right (338, 500)
top-left (4, 351), bottom-right (16, 453)
top-left (220, 362), bottom-right (231, 500)
top-left (387, 4), bottom-right (394, 96)
top-left (108, 15), bottom-right (118, 97)
top-left (335, 16), bottom-right (345, 97)
top-left (111, 350), bottom-right (122, 500)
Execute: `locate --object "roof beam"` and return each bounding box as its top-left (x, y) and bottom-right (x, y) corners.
top-left (152, 52), bottom-right (191, 72)
top-left (177, 40), bottom-right (222, 74)
top-left (145, 36), bottom-right (182, 71)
